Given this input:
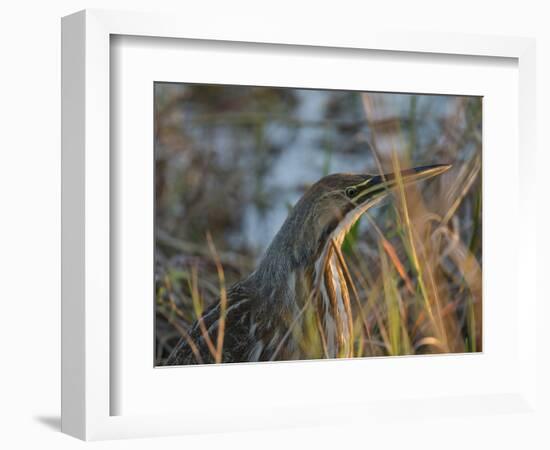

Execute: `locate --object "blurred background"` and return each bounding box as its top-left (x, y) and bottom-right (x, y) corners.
top-left (154, 83), bottom-right (482, 364)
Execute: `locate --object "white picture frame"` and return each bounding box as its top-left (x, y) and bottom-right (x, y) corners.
top-left (61, 9), bottom-right (538, 441)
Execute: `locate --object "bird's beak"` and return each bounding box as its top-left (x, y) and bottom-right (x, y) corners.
top-left (380, 163), bottom-right (452, 187)
top-left (356, 164), bottom-right (451, 202)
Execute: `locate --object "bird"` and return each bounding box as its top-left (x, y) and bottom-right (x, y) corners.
top-left (165, 163), bottom-right (451, 365)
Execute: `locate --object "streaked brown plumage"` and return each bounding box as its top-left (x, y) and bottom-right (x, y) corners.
top-left (165, 164), bottom-right (450, 365)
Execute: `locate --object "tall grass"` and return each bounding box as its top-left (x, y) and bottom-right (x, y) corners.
top-left (156, 151), bottom-right (482, 362)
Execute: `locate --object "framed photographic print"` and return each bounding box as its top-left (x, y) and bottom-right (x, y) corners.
top-left (61, 9), bottom-right (538, 441)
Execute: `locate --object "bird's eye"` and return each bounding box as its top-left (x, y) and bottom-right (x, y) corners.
top-left (345, 187), bottom-right (357, 198)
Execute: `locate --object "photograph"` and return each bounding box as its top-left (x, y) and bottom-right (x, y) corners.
top-left (154, 83), bottom-right (482, 366)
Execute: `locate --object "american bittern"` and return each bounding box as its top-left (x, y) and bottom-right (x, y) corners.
top-left (165, 164), bottom-right (450, 365)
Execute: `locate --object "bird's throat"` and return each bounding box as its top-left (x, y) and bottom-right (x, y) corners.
top-left (312, 205), bottom-right (372, 358)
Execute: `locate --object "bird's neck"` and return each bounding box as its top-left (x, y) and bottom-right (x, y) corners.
top-left (249, 201), bottom-right (324, 306)
top-left (311, 208), bottom-right (367, 358)
top-left (247, 204), bottom-right (368, 358)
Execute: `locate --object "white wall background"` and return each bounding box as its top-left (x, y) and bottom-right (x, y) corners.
top-left (0, 1), bottom-right (547, 449)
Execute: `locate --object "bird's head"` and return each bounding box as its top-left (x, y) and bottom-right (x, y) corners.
top-left (253, 163), bottom-right (451, 297)
top-left (288, 164), bottom-right (451, 261)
